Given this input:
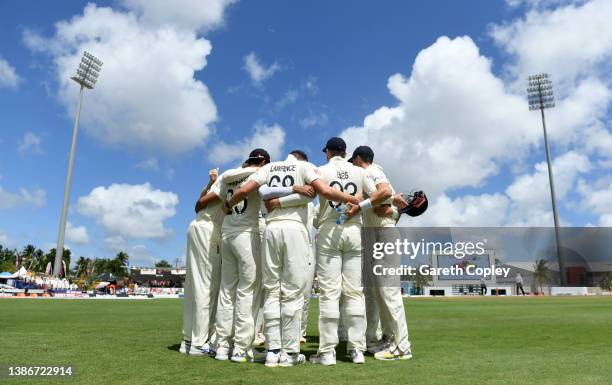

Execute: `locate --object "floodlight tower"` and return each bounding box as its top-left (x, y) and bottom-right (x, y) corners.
top-left (527, 73), bottom-right (566, 285)
top-left (53, 52), bottom-right (103, 277)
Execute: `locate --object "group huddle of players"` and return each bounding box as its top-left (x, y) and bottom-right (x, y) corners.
top-left (179, 137), bottom-right (413, 367)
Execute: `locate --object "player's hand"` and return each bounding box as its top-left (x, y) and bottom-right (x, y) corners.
top-left (373, 205), bottom-right (393, 217)
top-left (265, 198), bottom-right (281, 213)
top-left (209, 168), bottom-right (219, 183)
top-left (346, 202), bottom-right (361, 219)
top-left (293, 185), bottom-right (315, 198)
top-left (222, 200), bottom-right (233, 215)
top-left (393, 193), bottom-right (408, 209)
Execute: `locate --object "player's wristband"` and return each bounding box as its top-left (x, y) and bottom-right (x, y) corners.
top-left (358, 198), bottom-right (372, 211)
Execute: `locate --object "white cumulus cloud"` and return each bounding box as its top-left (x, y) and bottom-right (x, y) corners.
top-left (402, 193), bottom-right (510, 227)
top-left (77, 183), bottom-right (178, 239)
top-left (121, 0), bottom-right (236, 32)
top-left (491, 0), bottom-right (612, 164)
top-left (243, 52), bottom-right (281, 85)
top-left (578, 179), bottom-right (612, 226)
top-left (505, 151), bottom-right (590, 225)
top-left (208, 123), bottom-right (285, 165)
top-left (0, 55), bottom-right (20, 89)
top-left (23, 1), bottom-right (235, 155)
top-left (0, 186), bottom-right (46, 209)
top-left (18, 132), bottom-right (43, 155)
top-left (340, 36), bottom-right (540, 199)
top-left (66, 222), bottom-right (90, 245)
top-left (135, 157), bottom-right (160, 171)
top-left (491, 0), bottom-right (612, 89)
top-left (342, 0), bottom-right (612, 226)
top-left (299, 112), bottom-right (329, 128)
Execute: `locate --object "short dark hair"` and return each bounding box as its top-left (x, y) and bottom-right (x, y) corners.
top-left (356, 153), bottom-right (373, 164)
top-left (245, 157), bottom-right (268, 166)
top-left (290, 149), bottom-right (308, 161)
top-left (328, 149), bottom-right (346, 158)
top-left (349, 146), bottom-right (374, 164)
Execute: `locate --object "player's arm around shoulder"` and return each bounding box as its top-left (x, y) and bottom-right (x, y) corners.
top-left (227, 164), bottom-right (269, 207)
top-left (195, 169), bottom-right (221, 213)
top-left (223, 166), bottom-right (258, 181)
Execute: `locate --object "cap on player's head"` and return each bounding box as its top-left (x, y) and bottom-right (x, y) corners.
top-left (348, 145), bottom-right (374, 164)
top-left (290, 149), bottom-right (308, 161)
top-left (322, 137), bottom-right (346, 153)
top-left (245, 148), bottom-right (270, 165)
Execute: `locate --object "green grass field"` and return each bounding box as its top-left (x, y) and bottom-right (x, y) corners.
top-left (1, 296), bottom-right (611, 385)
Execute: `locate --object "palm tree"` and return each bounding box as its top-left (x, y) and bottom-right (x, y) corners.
top-left (533, 259), bottom-right (551, 294)
top-left (21, 244), bottom-right (36, 269)
top-left (409, 269), bottom-right (431, 295)
top-left (115, 252), bottom-right (129, 273)
top-left (27, 248), bottom-right (44, 270)
top-left (75, 257), bottom-right (88, 278)
top-left (42, 248), bottom-right (71, 275)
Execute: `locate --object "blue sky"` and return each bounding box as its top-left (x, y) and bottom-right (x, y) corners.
top-left (1, 0), bottom-right (611, 266)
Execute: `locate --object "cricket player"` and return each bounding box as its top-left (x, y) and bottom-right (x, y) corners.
top-left (227, 149), bottom-right (361, 367)
top-left (308, 137), bottom-right (392, 366)
top-left (213, 149), bottom-right (317, 362)
top-left (211, 149), bottom-right (270, 362)
top-left (181, 167), bottom-right (244, 355)
top-left (259, 150), bottom-right (316, 344)
top-left (347, 145), bottom-right (413, 361)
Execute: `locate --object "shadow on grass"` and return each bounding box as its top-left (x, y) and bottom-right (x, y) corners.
top-left (167, 344), bottom-right (181, 352)
top-left (335, 341), bottom-right (353, 363)
top-left (299, 336), bottom-right (354, 363)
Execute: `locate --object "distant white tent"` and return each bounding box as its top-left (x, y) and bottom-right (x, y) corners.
top-left (17, 266), bottom-right (28, 278)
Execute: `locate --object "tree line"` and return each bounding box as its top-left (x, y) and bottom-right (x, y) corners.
top-left (0, 244), bottom-right (175, 278)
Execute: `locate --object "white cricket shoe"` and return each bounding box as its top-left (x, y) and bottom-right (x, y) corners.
top-left (189, 343), bottom-right (210, 356)
top-left (367, 340), bottom-right (390, 354)
top-left (309, 351), bottom-right (336, 366)
top-left (179, 340), bottom-right (191, 354)
top-left (265, 351), bottom-right (281, 367)
top-left (351, 350), bottom-right (365, 364)
top-left (374, 348), bottom-right (413, 361)
top-left (279, 352), bottom-right (306, 367)
top-left (396, 349), bottom-right (413, 360)
top-left (215, 346), bottom-right (230, 361)
top-left (230, 351), bottom-right (248, 363)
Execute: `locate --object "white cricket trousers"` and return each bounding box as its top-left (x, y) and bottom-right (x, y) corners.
top-left (215, 231), bottom-right (262, 354)
top-left (364, 226), bottom-right (411, 353)
top-left (254, 218), bottom-right (267, 337)
top-left (316, 223), bottom-right (366, 353)
top-left (365, 286), bottom-right (389, 345)
top-left (301, 245), bottom-right (315, 338)
top-left (262, 221), bottom-right (310, 353)
top-left (182, 219), bottom-right (221, 347)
